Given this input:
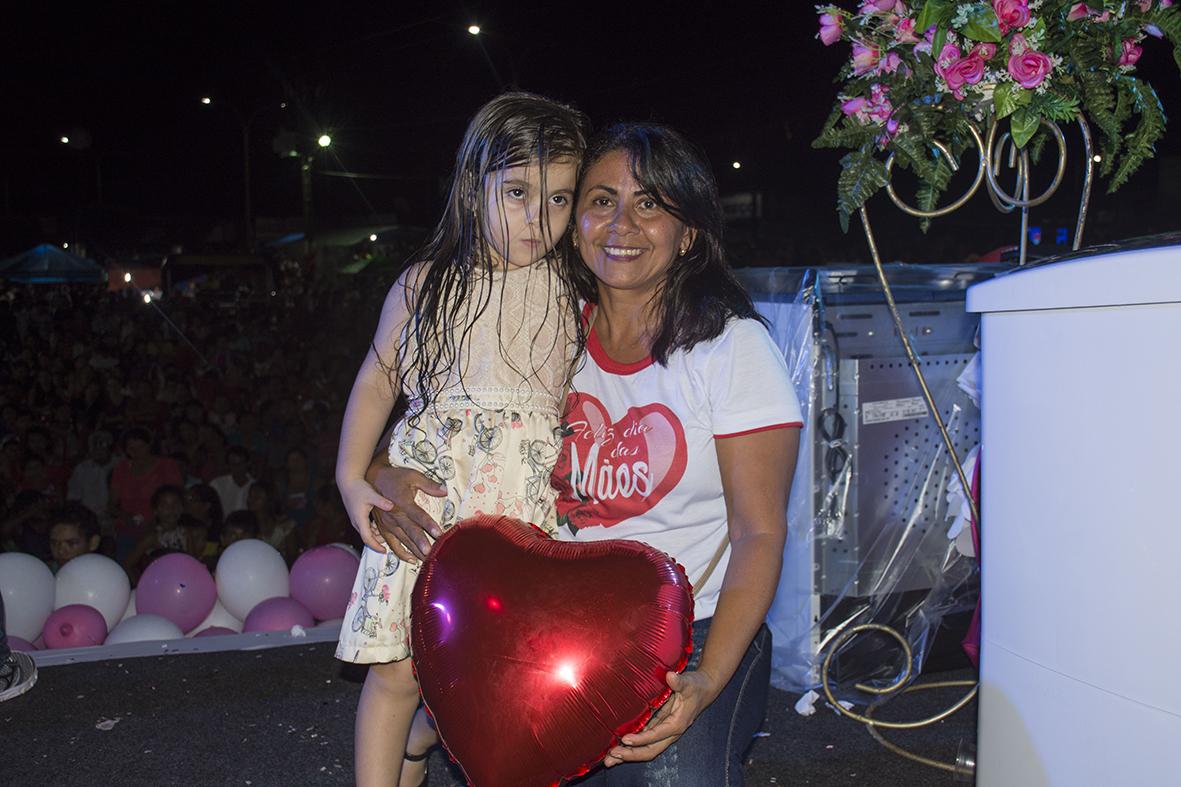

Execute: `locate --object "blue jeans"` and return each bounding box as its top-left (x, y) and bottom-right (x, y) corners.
top-left (570, 619), bottom-right (772, 787)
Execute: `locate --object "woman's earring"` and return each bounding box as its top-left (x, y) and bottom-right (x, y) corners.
top-left (678, 246), bottom-right (688, 257)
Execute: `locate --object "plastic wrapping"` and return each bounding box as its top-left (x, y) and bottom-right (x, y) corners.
top-left (735, 264), bottom-right (1005, 698)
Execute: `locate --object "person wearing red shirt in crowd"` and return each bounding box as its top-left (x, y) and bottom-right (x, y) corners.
top-left (108, 427), bottom-right (182, 560)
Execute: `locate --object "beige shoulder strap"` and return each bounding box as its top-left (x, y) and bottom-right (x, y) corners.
top-left (693, 534), bottom-right (730, 594)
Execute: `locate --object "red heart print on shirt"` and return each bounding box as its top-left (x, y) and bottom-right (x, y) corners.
top-left (553, 393), bottom-right (688, 529)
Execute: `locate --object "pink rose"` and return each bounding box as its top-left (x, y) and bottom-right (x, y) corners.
top-left (1067, 2), bottom-right (1092, 20)
top-left (935, 42), bottom-right (962, 71)
top-left (994, 0), bottom-right (1031, 34)
top-left (819, 12), bottom-right (843, 46)
top-left (852, 41), bottom-right (881, 75)
top-left (941, 56), bottom-right (988, 99)
top-left (1118, 38), bottom-right (1144, 66)
top-left (1007, 36), bottom-right (1053, 88)
top-left (894, 17), bottom-right (920, 42)
top-left (879, 51), bottom-right (903, 73)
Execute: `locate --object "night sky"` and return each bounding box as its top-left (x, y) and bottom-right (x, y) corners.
top-left (6, 2), bottom-right (1181, 261)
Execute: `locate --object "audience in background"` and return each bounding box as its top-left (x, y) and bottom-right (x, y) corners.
top-left (0, 275), bottom-right (367, 587)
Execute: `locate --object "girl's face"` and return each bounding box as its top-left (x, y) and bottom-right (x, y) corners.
top-left (482, 157), bottom-right (579, 269)
top-left (575, 150), bottom-right (695, 299)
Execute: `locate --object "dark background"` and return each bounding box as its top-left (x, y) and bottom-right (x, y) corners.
top-left (4, 1), bottom-right (1180, 264)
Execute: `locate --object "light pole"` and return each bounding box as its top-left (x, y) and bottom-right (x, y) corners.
top-left (201, 97), bottom-right (288, 251)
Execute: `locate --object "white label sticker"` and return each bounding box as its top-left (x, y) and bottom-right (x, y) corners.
top-left (862, 396), bottom-right (929, 425)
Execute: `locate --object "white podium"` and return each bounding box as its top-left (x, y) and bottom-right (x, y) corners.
top-left (966, 241), bottom-right (1181, 786)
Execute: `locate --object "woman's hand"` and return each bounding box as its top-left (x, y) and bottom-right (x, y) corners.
top-left (336, 476), bottom-right (395, 554)
top-left (602, 668), bottom-right (722, 767)
top-left (365, 459), bottom-right (446, 562)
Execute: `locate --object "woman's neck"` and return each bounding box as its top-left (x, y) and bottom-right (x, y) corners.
top-left (592, 290), bottom-right (660, 364)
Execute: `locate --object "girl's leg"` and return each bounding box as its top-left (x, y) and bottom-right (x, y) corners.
top-left (355, 658), bottom-right (420, 787)
top-left (399, 705), bottom-right (438, 787)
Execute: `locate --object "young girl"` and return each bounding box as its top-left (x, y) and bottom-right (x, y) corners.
top-left (335, 92), bottom-right (588, 787)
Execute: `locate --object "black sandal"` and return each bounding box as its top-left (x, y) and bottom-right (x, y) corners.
top-left (402, 747), bottom-right (432, 787)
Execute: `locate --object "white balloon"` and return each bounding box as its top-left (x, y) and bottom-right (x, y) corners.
top-left (0, 553), bottom-right (56, 641)
top-left (327, 542), bottom-right (360, 559)
top-left (188, 598), bottom-right (244, 637)
top-left (120, 589), bottom-right (137, 624)
top-left (104, 613), bottom-right (184, 645)
top-left (54, 553), bottom-right (131, 632)
top-left (215, 538), bottom-right (289, 621)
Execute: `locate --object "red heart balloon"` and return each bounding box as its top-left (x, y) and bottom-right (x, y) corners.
top-left (411, 515), bottom-right (694, 787)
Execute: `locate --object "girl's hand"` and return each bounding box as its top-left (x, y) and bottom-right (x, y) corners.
top-left (337, 477), bottom-right (395, 554)
top-left (602, 669), bottom-right (721, 767)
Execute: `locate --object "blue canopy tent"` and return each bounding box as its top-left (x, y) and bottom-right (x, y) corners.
top-left (0, 244), bottom-right (107, 284)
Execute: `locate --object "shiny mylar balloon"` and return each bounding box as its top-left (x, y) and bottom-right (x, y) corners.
top-left (411, 515), bottom-right (694, 787)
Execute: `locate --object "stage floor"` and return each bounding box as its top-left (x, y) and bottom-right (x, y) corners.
top-left (1, 641), bottom-right (976, 786)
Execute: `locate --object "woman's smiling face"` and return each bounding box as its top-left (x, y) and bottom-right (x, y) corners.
top-left (574, 150), bottom-right (694, 298)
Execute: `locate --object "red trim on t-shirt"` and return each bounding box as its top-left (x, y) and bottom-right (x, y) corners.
top-left (714, 422), bottom-right (803, 439)
top-left (583, 303), bottom-right (656, 375)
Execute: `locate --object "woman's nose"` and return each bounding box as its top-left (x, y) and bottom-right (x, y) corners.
top-left (608, 206), bottom-right (638, 234)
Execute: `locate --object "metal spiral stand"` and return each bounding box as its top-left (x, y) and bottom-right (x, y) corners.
top-left (820, 116), bottom-right (1095, 776)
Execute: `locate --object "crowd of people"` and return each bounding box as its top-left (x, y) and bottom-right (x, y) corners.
top-left (0, 272), bottom-right (374, 586)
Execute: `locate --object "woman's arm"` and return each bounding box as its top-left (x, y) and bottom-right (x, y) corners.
top-left (605, 425), bottom-right (799, 765)
top-left (365, 454), bottom-right (447, 561)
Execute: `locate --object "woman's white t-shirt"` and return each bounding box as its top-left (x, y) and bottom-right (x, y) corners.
top-left (551, 313), bottom-right (802, 618)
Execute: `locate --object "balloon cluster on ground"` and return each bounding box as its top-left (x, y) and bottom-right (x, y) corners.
top-left (0, 543), bottom-right (359, 651)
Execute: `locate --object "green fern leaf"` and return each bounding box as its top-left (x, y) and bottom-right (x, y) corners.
top-left (837, 146), bottom-right (890, 233)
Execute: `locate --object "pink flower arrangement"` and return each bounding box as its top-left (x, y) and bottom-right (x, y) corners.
top-left (816, 0), bottom-right (1181, 229)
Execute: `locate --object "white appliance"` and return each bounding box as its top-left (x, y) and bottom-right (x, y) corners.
top-left (966, 239), bottom-right (1181, 786)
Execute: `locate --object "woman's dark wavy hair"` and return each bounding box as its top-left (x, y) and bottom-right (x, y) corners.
top-left (568, 123), bottom-right (765, 365)
top-left (385, 91), bottom-right (589, 413)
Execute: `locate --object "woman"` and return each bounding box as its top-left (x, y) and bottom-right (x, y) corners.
top-left (108, 427), bottom-right (183, 560)
top-left (368, 123), bottom-right (801, 785)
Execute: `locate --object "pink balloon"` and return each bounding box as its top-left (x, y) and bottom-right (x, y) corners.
top-left (42, 604), bottom-right (108, 649)
top-left (289, 546), bottom-right (361, 621)
top-left (6, 636), bottom-right (37, 651)
top-left (193, 626), bottom-right (237, 638)
top-left (243, 597), bottom-right (314, 633)
top-left (136, 553), bottom-right (217, 633)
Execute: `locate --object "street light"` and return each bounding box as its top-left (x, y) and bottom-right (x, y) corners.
top-left (201, 96), bottom-right (212, 105)
top-left (317, 134), bottom-right (332, 148)
top-left (468, 24), bottom-right (481, 35)
top-left (59, 136), bottom-right (70, 145)
top-left (123, 272), bottom-right (132, 283)
top-left (732, 161), bottom-right (742, 169)
top-left (369, 234), bottom-right (378, 242)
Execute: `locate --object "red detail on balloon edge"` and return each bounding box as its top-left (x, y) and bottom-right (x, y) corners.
top-left (411, 515), bottom-right (694, 787)
top-left (553, 392), bottom-right (689, 531)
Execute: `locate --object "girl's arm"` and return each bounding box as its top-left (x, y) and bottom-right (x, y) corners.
top-left (605, 425), bottom-right (799, 765)
top-left (335, 266), bottom-right (420, 552)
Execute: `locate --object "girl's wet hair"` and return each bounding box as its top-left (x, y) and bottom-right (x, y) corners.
top-left (568, 122), bottom-right (765, 365)
top-left (383, 91), bottom-right (589, 415)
